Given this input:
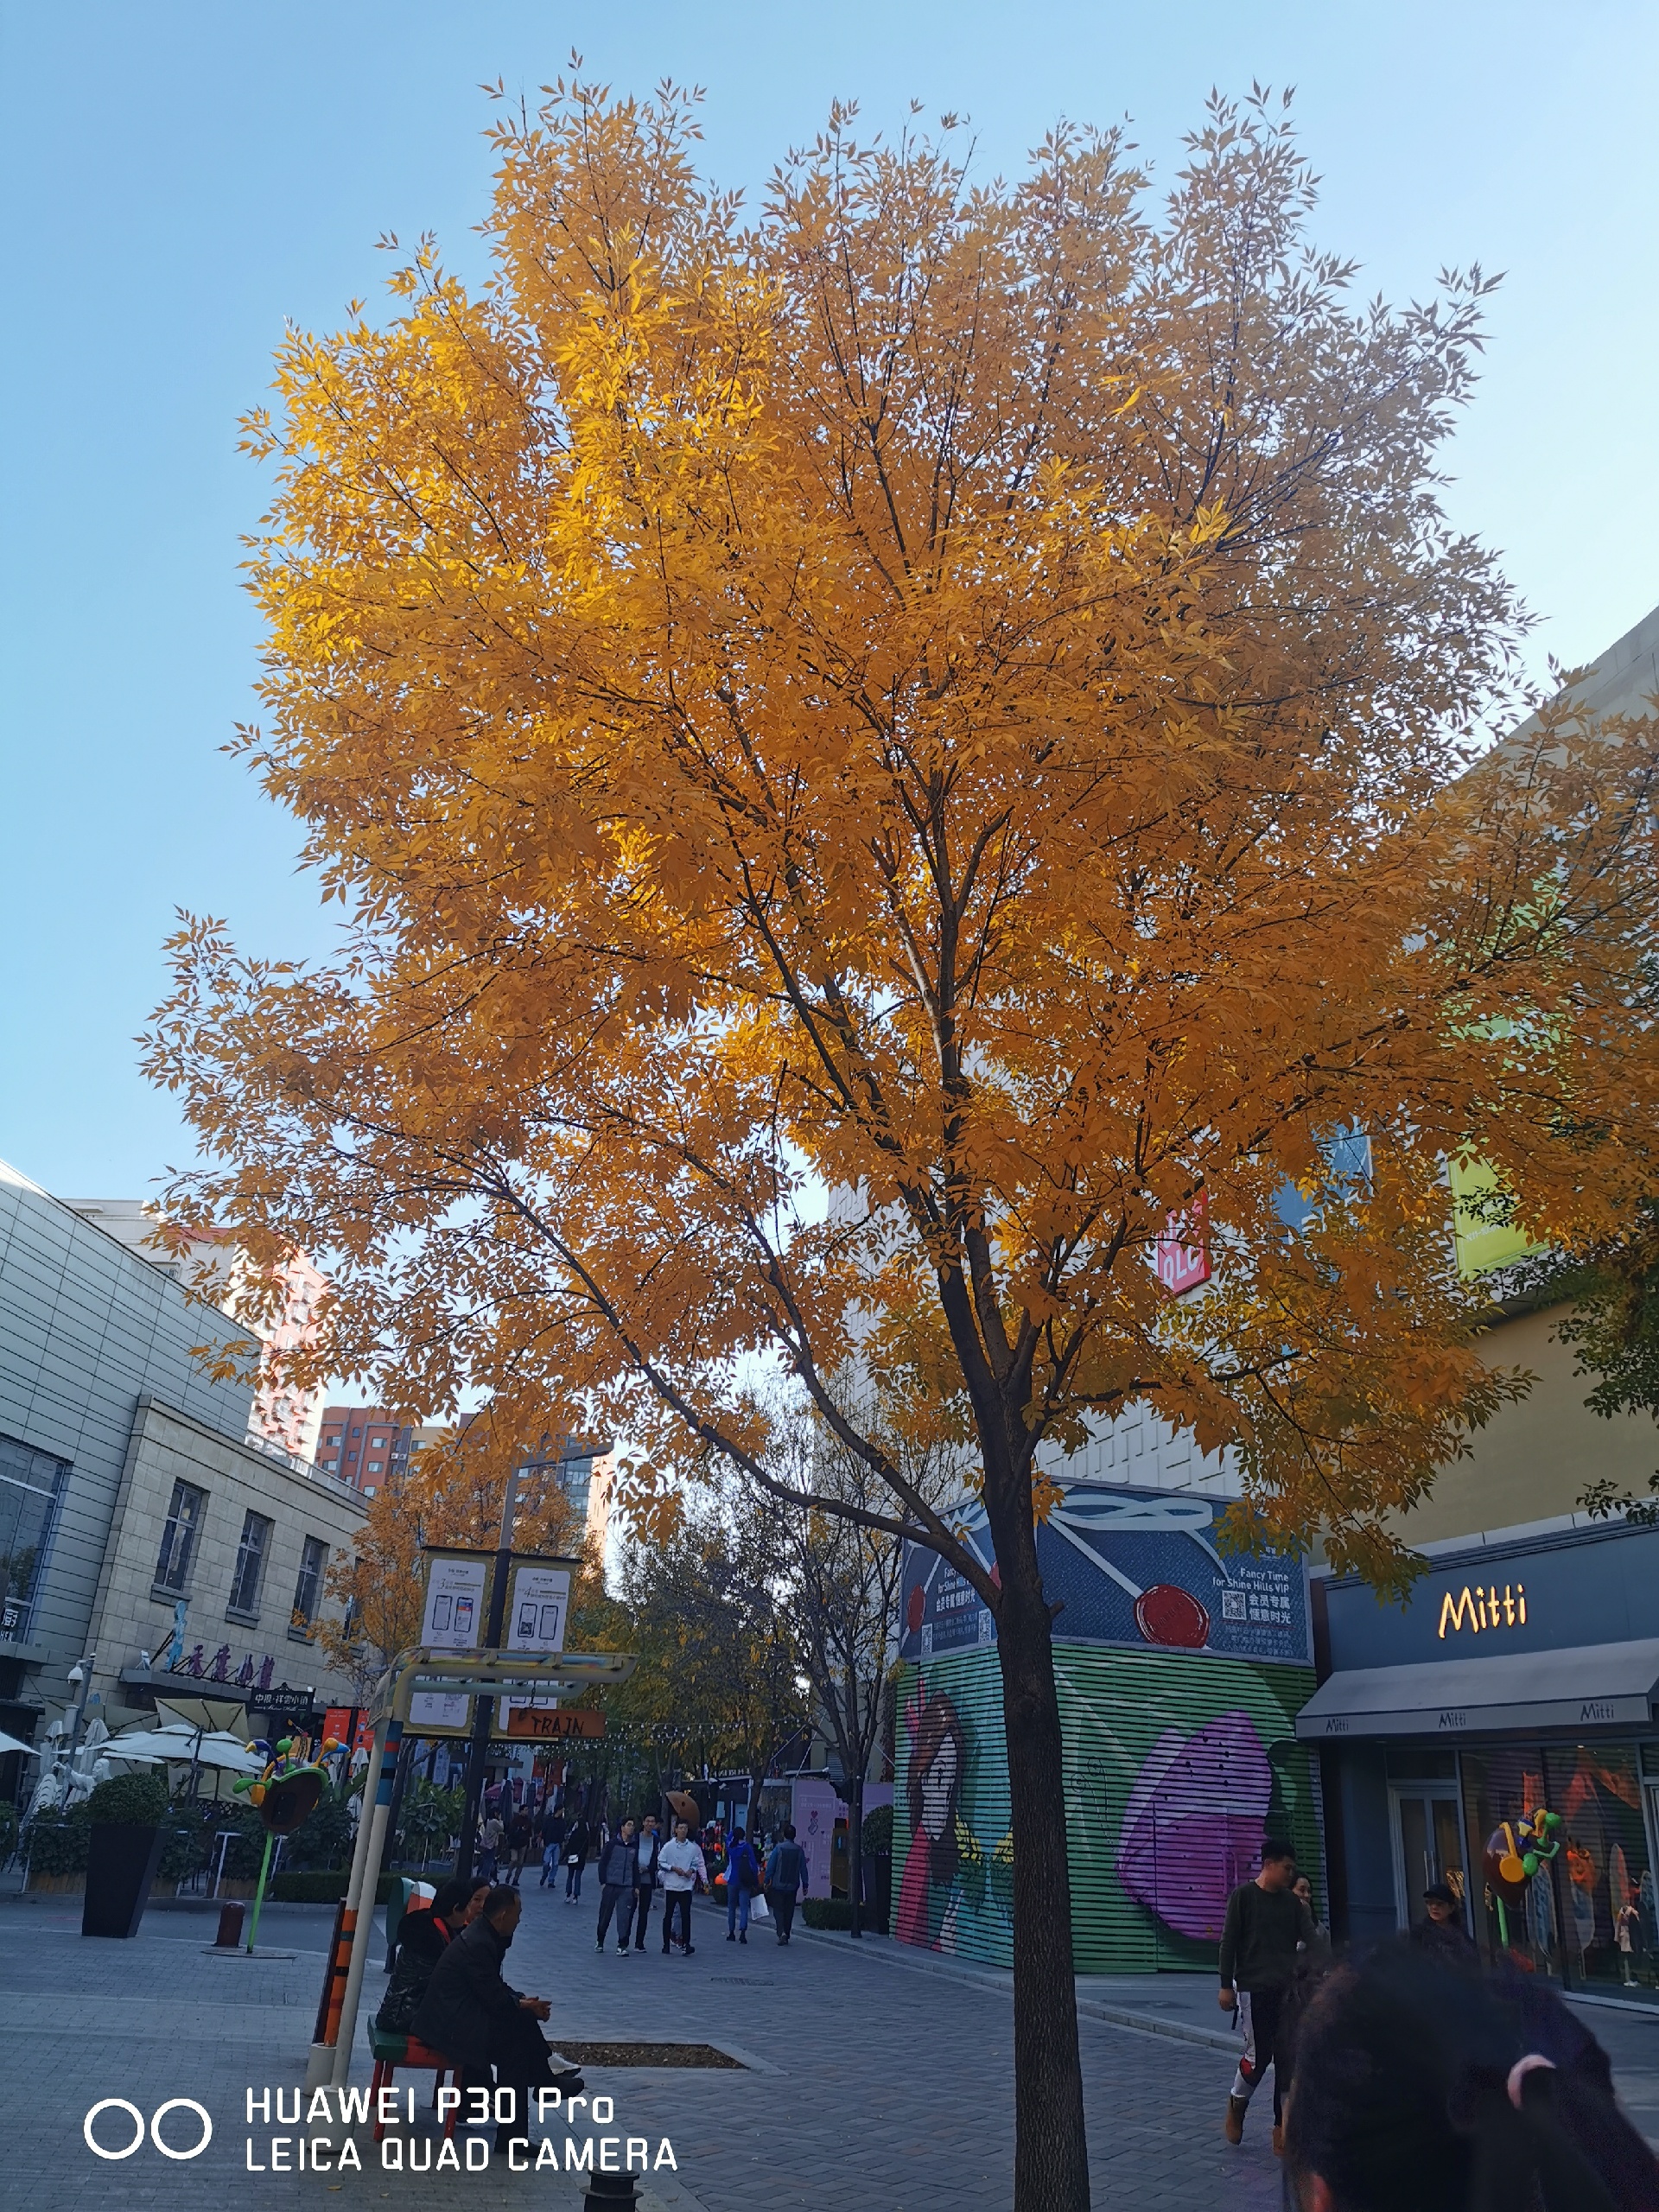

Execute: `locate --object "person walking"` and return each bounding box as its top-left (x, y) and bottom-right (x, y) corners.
top-left (505, 1804), bottom-right (534, 1886)
top-left (764, 1823), bottom-right (808, 1945)
top-left (538, 1802), bottom-right (566, 1888)
top-left (1218, 1838), bottom-right (1314, 2155)
top-left (632, 1814), bottom-right (663, 1952)
top-left (595, 1818), bottom-right (641, 1953)
top-left (476, 1808), bottom-right (505, 1885)
top-left (658, 1818), bottom-right (707, 1956)
top-left (562, 1813), bottom-right (592, 1904)
top-left (724, 1826), bottom-right (761, 1944)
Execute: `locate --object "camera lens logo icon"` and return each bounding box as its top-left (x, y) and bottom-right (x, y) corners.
top-left (83, 2098), bottom-right (213, 2161)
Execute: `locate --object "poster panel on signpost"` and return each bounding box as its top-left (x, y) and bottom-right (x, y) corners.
top-left (410, 1551), bottom-right (491, 1734)
top-left (498, 1560), bottom-right (574, 1736)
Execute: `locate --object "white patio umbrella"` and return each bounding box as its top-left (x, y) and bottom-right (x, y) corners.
top-left (0, 1728), bottom-right (37, 1758)
top-left (105, 1724), bottom-right (261, 1768)
top-left (103, 1719), bottom-right (264, 1795)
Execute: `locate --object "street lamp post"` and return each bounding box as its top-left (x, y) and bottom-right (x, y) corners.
top-left (452, 1469), bottom-right (519, 1884)
top-left (61, 1653), bottom-right (95, 1793)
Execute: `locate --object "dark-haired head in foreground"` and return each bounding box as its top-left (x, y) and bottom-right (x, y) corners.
top-left (1284, 1942), bottom-right (1659, 2212)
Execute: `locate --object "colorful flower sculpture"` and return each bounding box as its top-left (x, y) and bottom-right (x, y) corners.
top-left (230, 1729), bottom-right (341, 1948)
top-left (1481, 1806), bottom-right (1563, 1948)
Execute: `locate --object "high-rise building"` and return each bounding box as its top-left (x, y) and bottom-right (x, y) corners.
top-left (314, 1406), bottom-right (443, 1495)
top-left (316, 1408), bottom-right (613, 1552)
top-left (64, 1201), bottom-right (328, 1465)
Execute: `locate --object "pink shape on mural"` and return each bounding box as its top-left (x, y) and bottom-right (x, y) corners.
top-left (1115, 1709), bottom-right (1271, 1941)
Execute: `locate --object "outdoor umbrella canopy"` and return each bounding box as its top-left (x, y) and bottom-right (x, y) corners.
top-left (153, 1695), bottom-right (251, 1735)
top-left (0, 1728), bottom-right (37, 1758)
top-left (103, 1722), bottom-right (263, 1774)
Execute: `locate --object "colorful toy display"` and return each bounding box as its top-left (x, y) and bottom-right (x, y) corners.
top-left (232, 1728), bottom-right (340, 1948)
top-left (1481, 1805), bottom-right (1563, 1948)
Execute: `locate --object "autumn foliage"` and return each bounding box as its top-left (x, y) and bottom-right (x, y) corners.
top-left (144, 80), bottom-right (1659, 2209)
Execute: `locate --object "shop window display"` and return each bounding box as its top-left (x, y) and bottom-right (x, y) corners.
top-left (1543, 1743), bottom-right (1656, 1996)
top-left (1461, 1745), bottom-right (1657, 2000)
top-left (1461, 1749), bottom-right (1564, 1982)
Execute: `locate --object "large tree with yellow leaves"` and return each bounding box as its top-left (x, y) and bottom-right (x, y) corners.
top-left (146, 82), bottom-right (1659, 2205)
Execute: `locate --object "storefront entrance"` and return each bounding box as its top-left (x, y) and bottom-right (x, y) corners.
top-left (1390, 1778), bottom-right (1467, 1931)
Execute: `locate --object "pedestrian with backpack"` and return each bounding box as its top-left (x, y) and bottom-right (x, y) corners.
top-left (724, 1826), bottom-right (761, 1944)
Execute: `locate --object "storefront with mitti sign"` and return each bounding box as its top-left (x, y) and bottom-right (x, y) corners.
top-left (894, 1480), bottom-right (1319, 1974)
top-left (1301, 1516), bottom-right (1659, 2004)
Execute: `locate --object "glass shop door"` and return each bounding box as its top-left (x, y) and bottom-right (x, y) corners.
top-left (1390, 1783), bottom-right (1469, 1932)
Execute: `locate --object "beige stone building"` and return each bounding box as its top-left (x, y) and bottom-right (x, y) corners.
top-left (86, 1395), bottom-right (363, 1723)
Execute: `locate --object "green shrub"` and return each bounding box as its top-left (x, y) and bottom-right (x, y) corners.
top-left (800, 1897), bottom-right (855, 1929)
top-left (270, 1869), bottom-right (396, 1904)
top-left (0, 1797), bottom-right (18, 1861)
top-left (86, 1770), bottom-right (169, 1826)
top-left (860, 1803), bottom-right (893, 1856)
top-left (282, 1784), bottom-right (356, 1872)
top-left (157, 1820), bottom-right (209, 1882)
top-left (23, 1803), bottom-right (91, 1874)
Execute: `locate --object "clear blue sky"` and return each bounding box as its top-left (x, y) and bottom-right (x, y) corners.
top-left (3, 0), bottom-right (1656, 1202)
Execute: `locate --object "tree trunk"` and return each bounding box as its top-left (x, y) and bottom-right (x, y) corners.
top-left (989, 1488), bottom-right (1090, 2212)
top-left (848, 1768), bottom-right (864, 1940)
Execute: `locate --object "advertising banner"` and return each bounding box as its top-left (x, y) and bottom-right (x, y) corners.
top-left (410, 1550), bottom-right (490, 1734)
top-left (503, 1707), bottom-right (604, 1740)
top-left (899, 1480), bottom-right (1310, 1668)
top-left (499, 1560), bottom-right (574, 1735)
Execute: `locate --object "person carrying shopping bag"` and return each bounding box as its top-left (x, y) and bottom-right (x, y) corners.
top-left (764, 1823), bottom-right (809, 1945)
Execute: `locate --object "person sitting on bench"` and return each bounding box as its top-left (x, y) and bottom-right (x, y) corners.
top-left (413, 1885), bottom-right (583, 2151)
top-left (377, 1877), bottom-right (489, 2036)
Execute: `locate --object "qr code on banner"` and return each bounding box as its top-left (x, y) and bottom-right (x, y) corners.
top-left (1221, 1589), bottom-right (1248, 1622)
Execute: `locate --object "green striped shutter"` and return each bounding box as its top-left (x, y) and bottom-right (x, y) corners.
top-left (893, 1643), bottom-right (1319, 1974)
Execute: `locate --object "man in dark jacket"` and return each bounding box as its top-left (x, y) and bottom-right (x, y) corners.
top-left (764, 1824), bottom-right (809, 1945)
top-left (412, 1887), bottom-right (582, 2152)
top-left (1218, 1838), bottom-right (1315, 2153)
top-left (595, 1819), bottom-right (640, 1953)
top-left (631, 1815), bottom-right (663, 1952)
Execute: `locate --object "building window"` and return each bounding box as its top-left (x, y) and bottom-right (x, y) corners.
top-left (154, 1480), bottom-right (206, 1592)
top-left (228, 1510), bottom-right (273, 1615)
top-left (366, 1460), bottom-right (384, 1472)
top-left (291, 1535), bottom-right (327, 1637)
top-left (0, 1435), bottom-right (68, 1644)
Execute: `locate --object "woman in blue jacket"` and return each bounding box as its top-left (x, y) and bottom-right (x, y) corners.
top-left (724, 1827), bottom-right (761, 1943)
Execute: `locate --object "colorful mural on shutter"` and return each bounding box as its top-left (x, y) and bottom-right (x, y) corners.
top-left (893, 1643), bottom-right (1319, 1973)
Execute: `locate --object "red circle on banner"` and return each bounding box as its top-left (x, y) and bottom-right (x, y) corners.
top-left (1134, 1584), bottom-right (1210, 1649)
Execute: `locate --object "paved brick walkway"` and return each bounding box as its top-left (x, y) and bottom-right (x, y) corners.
top-left (4, 1881), bottom-right (1656, 2210)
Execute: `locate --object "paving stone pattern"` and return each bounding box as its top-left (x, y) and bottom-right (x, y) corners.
top-left (4, 1883), bottom-right (1656, 2211)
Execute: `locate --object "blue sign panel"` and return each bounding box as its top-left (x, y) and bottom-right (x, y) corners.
top-left (899, 1483), bottom-right (1311, 1668)
top-left (1321, 1518), bottom-right (1659, 1672)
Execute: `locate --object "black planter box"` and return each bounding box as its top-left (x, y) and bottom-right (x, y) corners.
top-left (82, 1823), bottom-right (166, 1939)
